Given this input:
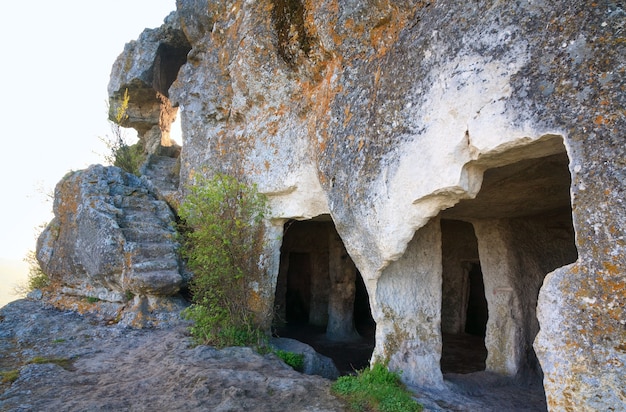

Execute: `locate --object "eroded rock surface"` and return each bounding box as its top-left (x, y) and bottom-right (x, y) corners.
top-left (36, 165), bottom-right (184, 327)
top-left (0, 300), bottom-right (343, 412)
top-left (108, 12), bottom-right (190, 155)
top-left (101, 1), bottom-right (625, 409)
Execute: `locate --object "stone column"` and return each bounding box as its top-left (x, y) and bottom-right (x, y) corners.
top-left (474, 215), bottom-right (578, 378)
top-left (473, 219), bottom-right (524, 376)
top-left (326, 229), bottom-right (359, 341)
top-left (371, 218), bottom-right (444, 389)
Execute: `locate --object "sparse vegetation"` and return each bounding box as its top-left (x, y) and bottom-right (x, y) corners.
top-left (179, 173), bottom-right (269, 348)
top-left (125, 290), bottom-right (135, 301)
top-left (0, 356), bottom-right (77, 387)
top-left (274, 349), bottom-right (305, 372)
top-left (101, 89), bottom-right (145, 176)
top-left (0, 369), bottom-right (19, 384)
top-left (332, 363), bottom-right (422, 412)
top-left (23, 250), bottom-right (50, 292)
top-left (27, 356), bottom-right (75, 371)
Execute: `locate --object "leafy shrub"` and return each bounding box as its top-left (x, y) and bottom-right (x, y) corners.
top-left (332, 364), bottom-right (422, 412)
top-left (101, 89), bottom-right (145, 176)
top-left (179, 173), bottom-right (268, 348)
top-left (24, 250), bottom-right (50, 291)
top-left (111, 141), bottom-right (145, 176)
top-left (274, 350), bottom-right (305, 372)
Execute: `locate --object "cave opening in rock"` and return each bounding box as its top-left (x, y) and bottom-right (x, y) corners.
top-left (440, 138), bottom-right (578, 384)
top-left (440, 220), bottom-right (488, 374)
top-left (273, 215), bottom-right (376, 374)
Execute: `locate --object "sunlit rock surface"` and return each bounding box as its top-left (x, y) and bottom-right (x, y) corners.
top-left (36, 165), bottom-right (184, 327)
top-left (103, 1), bottom-right (625, 409)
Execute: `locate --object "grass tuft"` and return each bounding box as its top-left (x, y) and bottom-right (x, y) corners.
top-left (0, 370), bottom-right (19, 384)
top-left (332, 363), bottom-right (422, 412)
top-left (274, 349), bottom-right (305, 372)
top-left (27, 356), bottom-right (75, 371)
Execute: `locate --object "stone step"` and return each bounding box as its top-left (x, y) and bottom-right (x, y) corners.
top-left (126, 269), bottom-right (182, 295)
top-left (131, 259), bottom-right (179, 273)
top-left (128, 250), bottom-right (179, 266)
top-left (127, 242), bottom-right (179, 260)
top-left (119, 212), bottom-right (168, 228)
top-left (143, 155), bottom-right (180, 194)
top-left (119, 221), bottom-right (170, 234)
top-left (122, 227), bottom-right (175, 243)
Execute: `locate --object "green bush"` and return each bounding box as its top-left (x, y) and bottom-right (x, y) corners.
top-left (274, 350), bottom-right (305, 372)
top-left (179, 173), bottom-right (268, 348)
top-left (332, 364), bottom-right (422, 412)
top-left (111, 141), bottom-right (145, 176)
top-left (24, 250), bottom-right (50, 291)
top-left (101, 89), bottom-right (145, 176)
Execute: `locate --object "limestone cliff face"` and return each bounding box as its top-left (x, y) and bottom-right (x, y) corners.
top-left (105, 0), bottom-right (624, 409)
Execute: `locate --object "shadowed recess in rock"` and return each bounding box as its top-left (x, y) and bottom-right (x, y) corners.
top-left (273, 216), bottom-right (376, 374)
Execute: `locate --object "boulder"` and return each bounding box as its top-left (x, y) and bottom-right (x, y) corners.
top-left (270, 337), bottom-right (340, 380)
top-left (36, 165), bottom-right (183, 312)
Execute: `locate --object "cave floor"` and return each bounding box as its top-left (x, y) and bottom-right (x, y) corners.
top-left (273, 322), bottom-right (375, 375)
top-left (276, 325), bottom-right (547, 411)
top-left (441, 332), bottom-right (487, 374)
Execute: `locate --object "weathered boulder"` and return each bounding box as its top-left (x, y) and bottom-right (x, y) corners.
top-left (107, 1), bottom-right (624, 409)
top-left (270, 337), bottom-right (340, 380)
top-left (36, 165), bottom-right (184, 326)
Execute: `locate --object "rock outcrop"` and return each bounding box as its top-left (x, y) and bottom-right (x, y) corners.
top-left (103, 0), bottom-right (625, 410)
top-left (0, 299), bottom-right (344, 412)
top-left (36, 164), bottom-right (185, 327)
top-left (107, 12), bottom-right (190, 155)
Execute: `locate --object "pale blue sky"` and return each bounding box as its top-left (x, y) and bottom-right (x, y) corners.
top-left (1, 1), bottom-right (179, 294)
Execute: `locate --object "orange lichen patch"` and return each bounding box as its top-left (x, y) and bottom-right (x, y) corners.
top-left (602, 261), bottom-right (620, 276)
top-left (304, 0), bottom-right (341, 48)
top-left (266, 120), bottom-right (280, 136)
top-left (300, 55), bottom-right (344, 153)
top-left (358, 140), bottom-right (365, 151)
top-left (367, 1), bottom-right (430, 59)
top-left (343, 105), bottom-right (353, 127)
top-left (594, 115), bottom-right (607, 125)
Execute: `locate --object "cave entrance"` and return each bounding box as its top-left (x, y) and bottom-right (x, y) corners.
top-left (440, 137), bottom-right (578, 384)
top-left (273, 215), bottom-right (375, 374)
top-left (440, 221), bottom-right (488, 374)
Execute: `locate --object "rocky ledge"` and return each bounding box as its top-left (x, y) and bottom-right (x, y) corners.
top-left (0, 299), bottom-right (343, 412)
top-left (1, 299), bottom-right (551, 411)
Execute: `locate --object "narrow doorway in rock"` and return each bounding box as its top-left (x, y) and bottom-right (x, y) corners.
top-left (465, 263), bottom-right (487, 337)
top-left (285, 253), bottom-right (312, 323)
top-left (273, 216), bottom-right (375, 374)
top-left (440, 220), bottom-right (488, 374)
